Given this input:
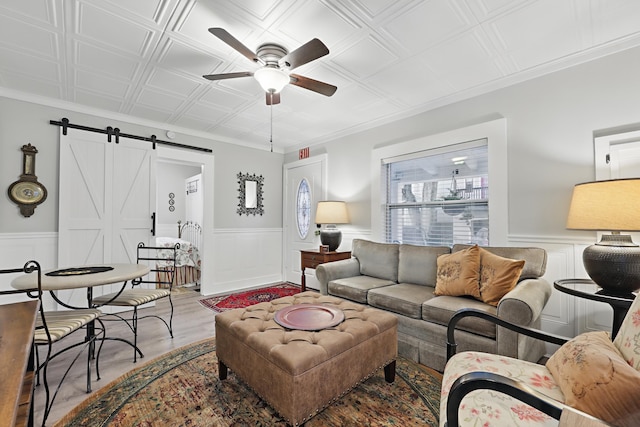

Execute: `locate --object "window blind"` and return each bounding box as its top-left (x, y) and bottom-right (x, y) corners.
top-left (383, 140), bottom-right (489, 247)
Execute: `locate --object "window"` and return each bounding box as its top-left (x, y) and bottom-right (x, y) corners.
top-left (296, 178), bottom-right (311, 238)
top-left (383, 140), bottom-right (489, 247)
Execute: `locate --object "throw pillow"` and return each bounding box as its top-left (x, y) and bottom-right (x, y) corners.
top-left (546, 331), bottom-right (640, 427)
top-left (478, 248), bottom-right (525, 306)
top-left (613, 294), bottom-right (640, 370)
top-left (434, 245), bottom-right (481, 299)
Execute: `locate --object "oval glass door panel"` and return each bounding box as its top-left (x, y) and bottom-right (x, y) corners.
top-left (296, 178), bottom-right (311, 238)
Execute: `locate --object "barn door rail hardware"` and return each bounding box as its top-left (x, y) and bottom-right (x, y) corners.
top-left (49, 118), bottom-right (212, 153)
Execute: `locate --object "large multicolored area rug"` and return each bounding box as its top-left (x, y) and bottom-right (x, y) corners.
top-left (54, 338), bottom-right (442, 426)
top-left (198, 282), bottom-right (301, 313)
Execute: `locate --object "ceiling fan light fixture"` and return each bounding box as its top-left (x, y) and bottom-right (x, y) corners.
top-left (254, 67), bottom-right (289, 93)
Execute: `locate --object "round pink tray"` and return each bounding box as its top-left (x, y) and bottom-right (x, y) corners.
top-left (274, 304), bottom-right (345, 331)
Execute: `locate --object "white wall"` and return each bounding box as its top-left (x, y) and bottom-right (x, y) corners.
top-left (156, 162), bottom-right (200, 236)
top-left (284, 45), bottom-right (640, 340)
top-left (0, 97), bottom-right (284, 295)
top-left (3, 44), bottom-right (640, 326)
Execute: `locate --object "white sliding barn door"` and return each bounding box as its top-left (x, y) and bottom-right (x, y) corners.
top-left (111, 137), bottom-right (157, 265)
top-left (58, 129), bottom-right (156, 306)
top-left (58, 129), bottom-right (111, 268)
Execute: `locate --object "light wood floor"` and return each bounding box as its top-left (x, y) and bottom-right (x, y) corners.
top-left (35, 288), bottom-right (216, 426)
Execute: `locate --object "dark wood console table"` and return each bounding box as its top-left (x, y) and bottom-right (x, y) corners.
top-left (0, 300), bottom-right (38, 427)
top-left (300, 250), bottom-right (351, 291)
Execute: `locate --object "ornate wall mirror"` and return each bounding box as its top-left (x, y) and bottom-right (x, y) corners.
top-left (237, 172), bottom-right (264, 216)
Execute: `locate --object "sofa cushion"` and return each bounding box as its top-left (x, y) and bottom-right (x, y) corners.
top-left (453, 244), bottom-right (547, 280)
top-left (434, 245), bottom-right (481, 299)
top-left (328, 275), bottom-right (395, 304)
top-left (478, 247), bottom-right (526, 306)
top-left (423, 295), bottom-right (498, 338)
top-left (368, 283), bottom-right (436, 319)
top-left (547, 330), bottom-right (640, 427)
top-left (352, 239), bottom-right (399, 282)
top-left (398, 244), bottom-right (450, 286)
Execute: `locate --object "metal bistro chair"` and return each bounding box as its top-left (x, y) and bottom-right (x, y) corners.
top-left (92, 242), bottom-right (177, 362)
top-left (1, 260), bottom-right (104, 427)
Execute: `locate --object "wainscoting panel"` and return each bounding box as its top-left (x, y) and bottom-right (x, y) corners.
top-left (155, 224), bottom-right (179, 239)
top-left (509, 236), bottom-right (612, 353)
top-left (209, 228), bottom-right (282, 296)
top-left (0, 232), bottom-right (57, 307)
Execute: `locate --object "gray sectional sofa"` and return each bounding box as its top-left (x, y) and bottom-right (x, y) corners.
top-left (315, 239), bottom-right (552, 372)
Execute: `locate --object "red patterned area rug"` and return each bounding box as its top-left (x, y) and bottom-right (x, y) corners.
top-left (198, 282), bottom-right (301, 313)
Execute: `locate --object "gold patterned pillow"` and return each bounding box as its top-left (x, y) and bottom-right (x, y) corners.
top-left (546, 331), bottom-right (640, 426)
top-left (434, 245), bottom-right (481, 299)
top-left (478, 248), bottom-right (525, 306)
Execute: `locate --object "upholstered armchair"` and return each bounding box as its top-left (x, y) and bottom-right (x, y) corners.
top-left (440, 294), bottom-right (640, 427)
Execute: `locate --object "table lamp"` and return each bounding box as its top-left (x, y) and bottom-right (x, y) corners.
top-left (566, 178), bottom-right (640, 295)
top-left (315, 201), bottom-right (349, 251)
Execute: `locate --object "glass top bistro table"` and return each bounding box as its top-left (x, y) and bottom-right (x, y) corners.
top-left (12, 263), bottom-right (151, 363)
top-left (554, 278), bottom-right (636, 339)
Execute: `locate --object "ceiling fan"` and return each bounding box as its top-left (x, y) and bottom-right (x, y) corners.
top-left (203, 28), bottom-right (337, 105)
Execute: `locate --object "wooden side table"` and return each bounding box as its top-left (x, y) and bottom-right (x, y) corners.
top-left (300, 250), bottom-right (351, 291)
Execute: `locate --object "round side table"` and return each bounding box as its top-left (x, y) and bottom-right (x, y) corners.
top-left (554, 278), bottom-right (635, 338)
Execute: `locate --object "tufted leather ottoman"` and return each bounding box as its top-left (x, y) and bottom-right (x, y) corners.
top-left (215, 291), bottom-right (398, 426)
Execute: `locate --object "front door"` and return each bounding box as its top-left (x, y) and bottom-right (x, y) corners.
top-left (283, 155), bottom-right (327, 286)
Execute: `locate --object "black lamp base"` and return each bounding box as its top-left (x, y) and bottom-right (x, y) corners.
top-left (583, 234), bottom-right (640, 294)
top-left (320, 225), bottom-right (342, 251)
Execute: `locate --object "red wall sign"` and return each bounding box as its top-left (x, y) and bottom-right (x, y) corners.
top-left (299, 147), bottom-right (310, 160)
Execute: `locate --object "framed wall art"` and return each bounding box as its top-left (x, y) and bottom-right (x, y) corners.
top-left (237, 172), bottom-right (264, 216)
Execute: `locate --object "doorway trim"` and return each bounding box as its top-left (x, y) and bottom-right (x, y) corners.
top-left (156, 146), bottom-right (214, 295)
top-left (282, 154), bottom-right (328, 284)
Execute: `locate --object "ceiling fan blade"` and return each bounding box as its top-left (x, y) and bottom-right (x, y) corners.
top-left (281, 39), bottom-right (329, 70)
top-left (266, 92), bottom-right (281, 105)
top-left (208, 28), bottom-right (265, 65)
top-left (289, 74), bottom-right (337, 97)
top-left (203, 71), bottom-right (253, 81)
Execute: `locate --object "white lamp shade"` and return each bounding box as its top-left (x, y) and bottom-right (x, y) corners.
top-left (566, 178), bottom-right (640, 231)
top-left (254, 67), bottom-right (289, 93)
top-left (315, 201), bottom-right (349, 224)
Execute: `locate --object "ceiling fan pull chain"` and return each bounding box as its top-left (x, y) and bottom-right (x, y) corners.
top-left (269, 97), bottom-right (273, 153)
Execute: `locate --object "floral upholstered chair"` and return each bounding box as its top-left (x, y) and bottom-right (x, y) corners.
top-left (440, 294), bottom-right (640, 427)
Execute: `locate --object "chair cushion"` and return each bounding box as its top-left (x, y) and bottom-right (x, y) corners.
top-left (478, 247), bottom-right (525, 306)
top-left (351, 239), bottom-right (399, 282)
top-left (367, 283), bottom-right (436, 319)
top-left (440, 351), bottom-right (564, 427)
top-left (92, 288), bottom-right (170, 307)
top-left (328, 276), bottom-right (394, 304)
top-left (613, 294), bottom-right (640, 370)
top-left (34, 308), bottom-right (103, 344)
top-left (398, 244), bottom-right (450, 286)
top-left (547, 330), bottom-right (640, 427)
top-left (434, 245), bottom-right (481, 299)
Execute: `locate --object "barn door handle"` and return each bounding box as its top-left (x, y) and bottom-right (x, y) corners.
top-left (151, 212), bottom-right (156, 236)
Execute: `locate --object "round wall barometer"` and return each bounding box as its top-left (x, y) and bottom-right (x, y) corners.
top-left (7, 143), bottom-right (48, 217)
